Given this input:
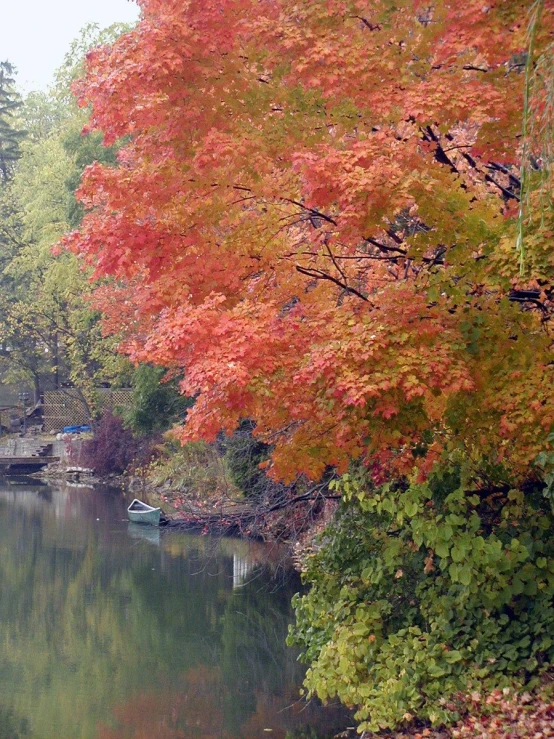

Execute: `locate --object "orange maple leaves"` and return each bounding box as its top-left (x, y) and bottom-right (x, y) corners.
top-left (65, 0), bottom-right (554, 481)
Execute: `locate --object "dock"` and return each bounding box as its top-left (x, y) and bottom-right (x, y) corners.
top-left (0, 456), bottom-right (59, 469)
top-left (0, 439), bottom-right (59, 469)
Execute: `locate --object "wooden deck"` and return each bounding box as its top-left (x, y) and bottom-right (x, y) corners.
top-left (0, 456), bottom-right (59, 468)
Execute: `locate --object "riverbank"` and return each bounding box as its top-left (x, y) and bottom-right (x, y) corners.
top-left (358, 679), bottom-right (554, 739)
top-left (32, 464), bottom-right (284, 539)
top-left (14, 423), bottom-right (330, 544)
top-left (28, 464), bottom-right (554, 739)
top-left (0, 477), bottom-right (351, 738)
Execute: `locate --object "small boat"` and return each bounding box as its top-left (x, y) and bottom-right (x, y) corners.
top-left (127, 498), bottom-right (161, 526)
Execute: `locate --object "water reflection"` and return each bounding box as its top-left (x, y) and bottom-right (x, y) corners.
top-left (0, 481), bottom-right (347, 739)
top-left (127, 522), bottom-right (160, 546)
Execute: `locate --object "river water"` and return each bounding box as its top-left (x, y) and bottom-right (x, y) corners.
top-left (0, 478), bottom-right (348, 739)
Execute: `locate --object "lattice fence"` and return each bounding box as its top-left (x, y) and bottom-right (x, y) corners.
top-left (43, 389), bottom-right (133, 433)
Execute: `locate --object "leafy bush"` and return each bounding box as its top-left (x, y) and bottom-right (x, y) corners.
top-left (289, 466), bottom-right (554, 732)
top-left (123, 363), bottom-right (193, 435)
top-left (223, 419), bottom-right (271, 498)
top-left (80, 410), bottom-right (155, 475)
top-left (146, 439), bottom-right (236, 500)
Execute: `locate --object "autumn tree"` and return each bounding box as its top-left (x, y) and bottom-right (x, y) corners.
top-left (65, 0), bottom-right (554, 730)
top-left (68, 0), bottom-right (554, 482)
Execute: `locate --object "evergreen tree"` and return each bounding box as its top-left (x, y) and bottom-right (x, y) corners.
top-left (0, 62), bottom-right (24, 183)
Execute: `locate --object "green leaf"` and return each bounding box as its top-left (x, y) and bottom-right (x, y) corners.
top-left (444, 650), bottom-right (463, 664)
top-left (459, 566), bottom-right (472, 586)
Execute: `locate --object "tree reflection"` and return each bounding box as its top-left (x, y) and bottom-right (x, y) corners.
top-left (98, 666), bottom-right (345, 739)
top-left (98, 668), bottom-right (226, 739)
top-left (0, 484), bottom-right (346, 738)
top-left (0, 706), bottom-right (31, 739)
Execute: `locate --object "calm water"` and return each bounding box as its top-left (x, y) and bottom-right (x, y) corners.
top-left (0, 479), bottom-right (348, 739)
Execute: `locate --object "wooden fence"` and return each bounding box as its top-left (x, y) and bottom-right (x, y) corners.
top-left (43, 389), bottom-right (133, 433)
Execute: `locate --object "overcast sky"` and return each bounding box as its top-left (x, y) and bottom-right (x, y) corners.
top-left (3, 0), bottom-right (140, 92)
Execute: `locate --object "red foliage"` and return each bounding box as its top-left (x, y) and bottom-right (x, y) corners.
top-left (359, 685), bottom-right (554, 739)
top-left (80, 411), bottom-right (156, 475)
top-left (65, 0), bottom-right (554, 482)
top-left (452, 688), bottom-right (554, 739)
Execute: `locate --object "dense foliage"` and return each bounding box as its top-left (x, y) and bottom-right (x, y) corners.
top-left (290, 467), bottom-right (554, 730)
top-left (0, 61), bottom-right (24, 182)
top-left (222, 419), bottom-right (272, 499)
top-left (79, 410), bottom-right (156, 475)
top-left (67, 0), bottom-right (554, 485)
top-left (0, 28), bottom-right (132, 407)
top-left (41, 0), bottom-right (554, 732)
top-left (123, 363), bottom-right (192, 435)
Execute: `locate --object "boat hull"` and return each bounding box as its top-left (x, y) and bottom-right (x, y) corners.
top-left (127, 508), bottom-right (161, 526)
top-left (127, 500), bottom-right (161, 526)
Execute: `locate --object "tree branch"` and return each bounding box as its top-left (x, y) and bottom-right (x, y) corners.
top-left (285, 199), bottom-right (338, 227)
top-left (295, 265), bottom-right (369, 301)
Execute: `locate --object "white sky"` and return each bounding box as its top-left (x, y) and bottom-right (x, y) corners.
top-left (3, 0), bottom-right (141, 92)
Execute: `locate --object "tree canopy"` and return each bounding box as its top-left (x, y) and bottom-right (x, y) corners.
top-left (0, 30), bottom-right (133, 407)
top-left (66, 0), bottom-right (554, 485)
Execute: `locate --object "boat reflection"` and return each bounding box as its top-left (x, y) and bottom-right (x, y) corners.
top-left (127, 521), bottom-right (161, 546)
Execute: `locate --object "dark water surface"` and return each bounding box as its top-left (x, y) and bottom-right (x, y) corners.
top-left (0, 479), bottom-right (347, 739)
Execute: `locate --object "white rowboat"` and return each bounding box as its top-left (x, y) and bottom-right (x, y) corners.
top-left (127, 498), bottom-right (161, 526)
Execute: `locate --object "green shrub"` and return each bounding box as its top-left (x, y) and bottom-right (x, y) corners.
top-left (223, 419), bottom-right (271, 498)
top-left (147, 439), bottom-right (236, 500)
top-left (288, 466), bottom-right (554, 732)
top-left (124, 363), bottom-right (192, 435)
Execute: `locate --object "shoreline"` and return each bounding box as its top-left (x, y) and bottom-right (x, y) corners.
top-left (31, 465), bottom-right (274, 540)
